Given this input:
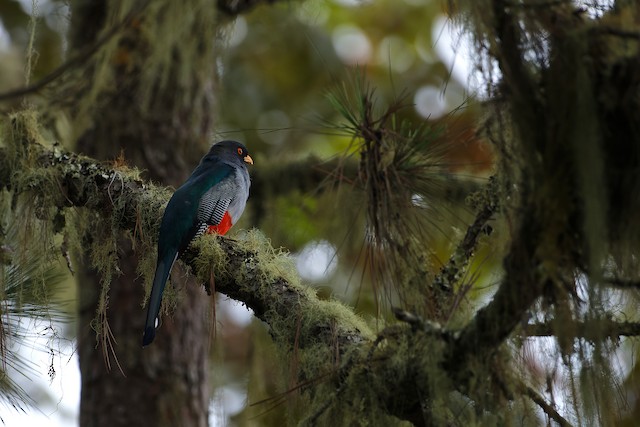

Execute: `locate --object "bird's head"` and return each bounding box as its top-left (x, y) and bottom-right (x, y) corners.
top-left (208, 140), bottom-right (253, 166)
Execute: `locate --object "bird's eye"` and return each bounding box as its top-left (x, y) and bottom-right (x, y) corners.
top-left (237, 148), bottom-right (243, 155)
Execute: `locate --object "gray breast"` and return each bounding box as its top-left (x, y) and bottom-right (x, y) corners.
top-left (197, 166), bottom-right (250, 227)
top-left (226, 167), bottom-right (251, 223)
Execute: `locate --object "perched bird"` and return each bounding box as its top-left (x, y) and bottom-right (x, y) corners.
top-left (142, 140), bottom-right (253, 346)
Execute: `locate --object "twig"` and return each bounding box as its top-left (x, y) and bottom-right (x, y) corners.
top-left (523, 384), bottom-right (574, 427)
top-left (605, 277), bottom-right (640, 289)
top-left (216, 0), bottom-right (280, 16)
top-left (524, 320), bottom-right (640, 338)
top-left (433, 175), bottom-right (498, 292)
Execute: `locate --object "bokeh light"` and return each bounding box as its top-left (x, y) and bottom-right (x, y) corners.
top-left (295, 240), bottom-right (338, 282)
top-left (332, 24), bottom-right (372, 65)
top-left (414, 85), bottom-right (447, 119)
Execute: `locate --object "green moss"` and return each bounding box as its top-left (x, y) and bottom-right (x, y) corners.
top-left (192, 229), bottom-right (314, 301)
top-left (294, 326), bottom-right (456, 426)
top-left (191, 232), bottom-right (228, 280)
top-left (5, 110), bottom-right (48, 153)
top-left (241, 229), bottom-right (303, 284)
top-left (1, 110), bottom-right (178, 344)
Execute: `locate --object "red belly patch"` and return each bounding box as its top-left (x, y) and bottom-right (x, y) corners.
top-left (207, 211), bottom-right (233, 235)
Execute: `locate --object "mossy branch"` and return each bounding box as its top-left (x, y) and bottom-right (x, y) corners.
top-left (0, 132), bottom-right (483, 424)
top-left (523, 384), bottom-right (574, 427)
top-left (0, 138), bottom-right (372, 342)
top-left (186, 234), bottom-right (373, 350)
top-left (444, 208), bottom-right (545, 378)
top-left (433, 175), bottom-right (499, 293)
top-left (1, 128), bottom-right (631, 425)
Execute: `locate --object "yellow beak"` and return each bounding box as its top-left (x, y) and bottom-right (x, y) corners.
top-left (244, 154), bottom-right (254, 165)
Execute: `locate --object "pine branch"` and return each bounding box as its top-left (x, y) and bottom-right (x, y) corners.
top-left (249, 156), bottom-right (480, 226)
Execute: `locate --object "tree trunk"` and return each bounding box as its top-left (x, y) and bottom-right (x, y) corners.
top-left (69, 1), bottom-right (218, 425)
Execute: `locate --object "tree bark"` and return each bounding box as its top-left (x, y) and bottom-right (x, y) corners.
top-left (68, 1), bottom-right (217, 425)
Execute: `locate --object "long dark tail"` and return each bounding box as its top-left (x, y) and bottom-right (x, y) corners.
top-left (142, 253), bottom-right (176, 346)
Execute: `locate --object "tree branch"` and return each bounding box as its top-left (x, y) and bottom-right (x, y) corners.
top-left (0, 0), bottom-right (282, 106)
top-left (524, 320), bottom-right (640, 339)
top-left (0, 130), bottom-right (565, 425)
top-left (444, 207), bottom-right (544, 377)
top-left (0, 138), bottom-right (372, 352)
top-left (0, 3), bottom-right (147, 105)
top-left (604, 277), bottom-right (640, 289)
top-left (0, 134), bottom-right (484, 424)
top-left (216, 0), bottom-right (280, 16)
top-left (433, 175), bottom-right (498, 293)
top-left (522, 384), bottom-right (574, 427)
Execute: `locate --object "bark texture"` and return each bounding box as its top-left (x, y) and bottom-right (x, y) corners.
top-left (68, 1), bottom-right (217, 425)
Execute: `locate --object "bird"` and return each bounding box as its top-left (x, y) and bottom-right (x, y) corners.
top-left (142, 140), bottom-right (253, 346)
